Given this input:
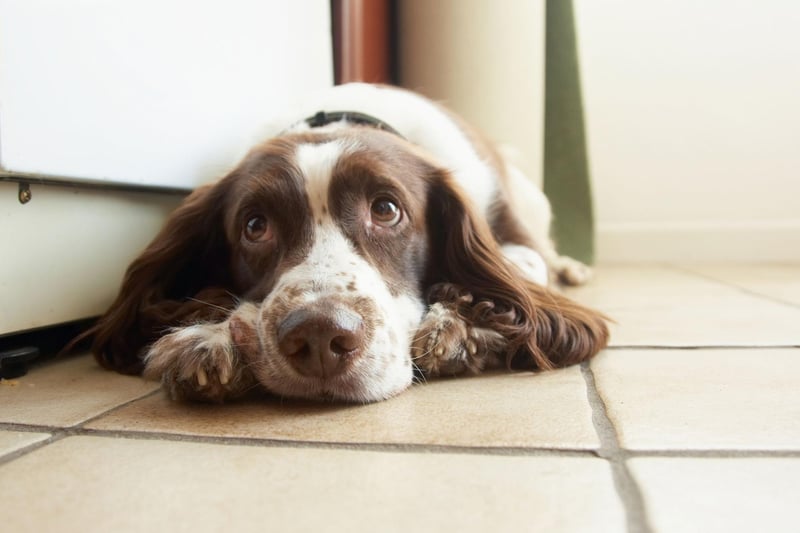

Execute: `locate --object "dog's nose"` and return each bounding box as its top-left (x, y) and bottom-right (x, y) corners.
top-left (277, 304), bottom-right (365, 378)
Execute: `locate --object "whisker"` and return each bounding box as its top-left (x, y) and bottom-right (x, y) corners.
top-left (411, 343), bottom-right (437, 360)
top-left (225, 291), bottom-right (242, 305)
top-left (241, 381), bottom-right (264, 395)
top-left (186, 297), bottom-right (231, 314)
top-left (230, 341), bottom-right (259, 350)
top-left (411, 362), bottom-right (427, 384)
top-left (411, 329), bottom-right (438, 341)
top-left (411, 351), bottom-right (431, 361)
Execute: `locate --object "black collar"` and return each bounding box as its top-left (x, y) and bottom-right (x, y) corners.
top-left (303, 110), bottom-right (404, 139)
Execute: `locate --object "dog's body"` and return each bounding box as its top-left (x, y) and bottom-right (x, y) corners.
top-left (88, 83), bottom-right (608, 403)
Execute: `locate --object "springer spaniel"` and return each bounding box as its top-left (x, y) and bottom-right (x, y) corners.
top-left (86, 83), bottom-right (608, 403)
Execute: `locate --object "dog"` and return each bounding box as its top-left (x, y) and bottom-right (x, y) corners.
top-left (85, 83), bottom-right (609, 403)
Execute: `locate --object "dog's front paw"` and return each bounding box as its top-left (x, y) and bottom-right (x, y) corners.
top-left (411, 303), bottom-right (506, 377)
top-left (553, 255), bottom-right (593, 286)
top-left (143, 322), bottom-right (252, 402)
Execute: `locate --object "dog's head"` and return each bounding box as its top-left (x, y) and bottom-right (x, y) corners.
top-left (223, 129), bottom-right (441, 401)
top-left (90, 127), bottom-right (607, 402)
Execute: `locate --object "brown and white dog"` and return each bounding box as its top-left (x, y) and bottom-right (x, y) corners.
top-left (87, 83), bottom-right (608, 403)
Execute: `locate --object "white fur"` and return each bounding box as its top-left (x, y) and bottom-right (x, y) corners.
top-left (296, 140), bottom-right (354, 222)
top-left (144, 320), bottom-right (236, 386)
top-left (501, 244), bottom-right (548, 286)
top-left (255, 224), bottom-right (422, 402)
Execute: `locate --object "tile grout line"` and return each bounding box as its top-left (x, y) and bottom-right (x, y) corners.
top-left (0, 420), bottom-right (599, 457)
top-left (605, 344), bottom-right (800, 350)
top-left (666, 263), bottom-right (800, 311)
top-left (0, 388), bottom-right (162, 466)
top-left (61, 427), bottom-right (602, 457)
top-left (0, 431), bottom-right (70, 467)
top-left (627, 449), bottom-right (800, 459)
top-left (75, 388), bottom-right (163, 429)
top-left (581, 361), bottom-right (653, 533)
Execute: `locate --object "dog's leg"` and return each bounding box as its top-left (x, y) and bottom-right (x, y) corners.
top-left (411, 284), bottom-right (508, 377)
top-left (143, 303), bottom-right (260, 402)
top-left (504, 163), bottom-right (593, 286)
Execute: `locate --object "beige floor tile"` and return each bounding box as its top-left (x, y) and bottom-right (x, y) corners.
top-left (0, 430), bottom-right (50, 457)
top-left (592, 349), bottom-right (800, 450)
top-left (88, 368), bottom-right (599, 449)
top-left (630, 458), bottom-right (800, 533)
top-left (678, 263), bottom-right (800, 306)
top-left (0, 435), bottom-right (625, 533)
top-left (0, 354), bottom-right (158, 427)
top-left (564, 265), bottom-right (800, 346)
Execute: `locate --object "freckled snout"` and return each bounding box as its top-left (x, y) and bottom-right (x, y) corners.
top-left (277, 302), bottom-right (366, 379)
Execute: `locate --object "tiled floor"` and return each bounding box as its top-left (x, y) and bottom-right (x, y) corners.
top-left (1, 264), bottom-right (798, 532)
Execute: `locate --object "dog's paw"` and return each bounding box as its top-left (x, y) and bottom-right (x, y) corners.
top-left (411, 303), bottom-right (507, 376)
top-left (552, 255), bottom-right (593, 286)
top-left (143, 322), bottom-right (250, 402)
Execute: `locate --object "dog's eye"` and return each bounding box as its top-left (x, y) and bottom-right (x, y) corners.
top-left (370, 197), bottom-right (402, 227)
top-left (244, 215), bottom-right (273, 242)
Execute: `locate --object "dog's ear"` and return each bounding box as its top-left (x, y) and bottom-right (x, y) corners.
top-left (425, 171), bottom-right (609, 370)
top-left (84, 183), bottom-right (237, 374)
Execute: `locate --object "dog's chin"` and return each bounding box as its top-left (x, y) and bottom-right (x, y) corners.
top-left (257, 365), bottom-right (414, 404)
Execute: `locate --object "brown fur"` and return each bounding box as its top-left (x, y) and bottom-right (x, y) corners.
top-left (424, 171), bottom-right (609, 372)
top-left (85, 183), bottom-right (237, 374)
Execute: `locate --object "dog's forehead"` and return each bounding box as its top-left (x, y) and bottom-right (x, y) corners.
top-left (294, 139), bottom-right (353, 223)
top-left (291, 131), bottom-right (436, 221)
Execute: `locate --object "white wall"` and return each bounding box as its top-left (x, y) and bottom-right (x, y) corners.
top-left (400, 1), bottom-right (800, 262)
top-left (575, 0), bottom-right (800, 261)
top-left (398, 0), bottom-right (545, 186)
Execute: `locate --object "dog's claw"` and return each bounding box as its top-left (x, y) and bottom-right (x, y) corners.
top-left (466, 339), bottom-right (478, 356)
top-left (411, 298), bottom-right (507, 376)
top-left (196, 367), bottom-right (208, 387)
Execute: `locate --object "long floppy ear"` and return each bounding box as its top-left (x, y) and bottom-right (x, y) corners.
top-left (81, 183), bottom-right (237, 374)
top-left (425, 172), bottom-right (609, 370)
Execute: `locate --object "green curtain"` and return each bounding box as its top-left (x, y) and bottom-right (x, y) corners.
top-left (543, 0), bottom-right (595, 264)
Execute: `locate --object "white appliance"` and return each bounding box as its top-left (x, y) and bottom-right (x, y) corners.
top-left (0, 0), bottom-right (334, 336)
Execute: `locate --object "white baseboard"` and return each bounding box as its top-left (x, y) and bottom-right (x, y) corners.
top-left (597, 220), bottom-right (800, 262)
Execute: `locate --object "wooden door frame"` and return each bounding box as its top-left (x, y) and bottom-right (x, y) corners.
top-left (331, 0), bottom-right (395, 84)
